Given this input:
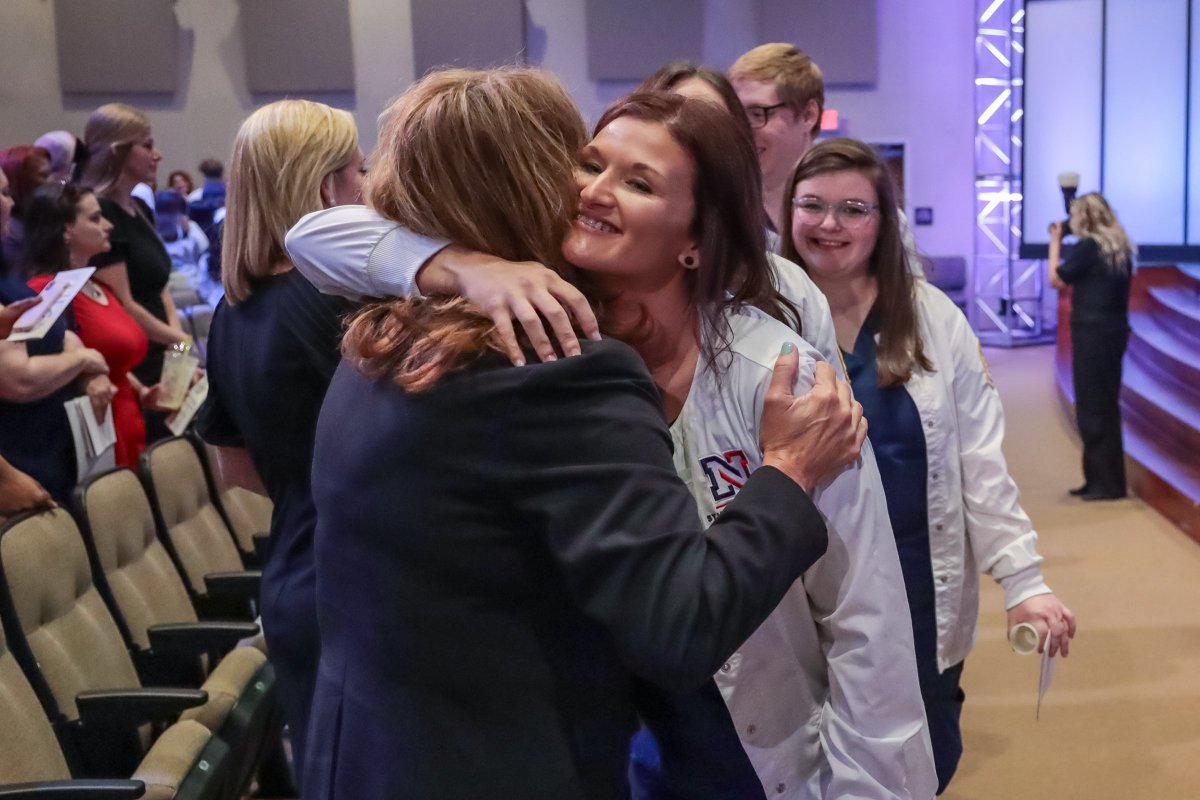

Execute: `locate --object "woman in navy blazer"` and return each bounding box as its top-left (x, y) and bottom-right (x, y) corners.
top-left (304, 67), bottom-right (862, 799)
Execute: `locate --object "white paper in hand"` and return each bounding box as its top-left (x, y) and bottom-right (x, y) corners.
top-left (7, 268), bottom-right (95, 341)
top-left (1037, 640), bottom-right (1057, 720)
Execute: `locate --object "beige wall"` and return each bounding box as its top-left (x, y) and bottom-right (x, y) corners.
top-left (0, 0), bottom-right (974, 259)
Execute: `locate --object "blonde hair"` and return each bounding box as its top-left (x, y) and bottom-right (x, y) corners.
top-left (1069, 192), bottom-right (1136, 271)
top-left (345, 66), bottom-right (588, 391)
top-left (729, 43), bottom-right (824, 136)
top-left (78, 103), bottom-right (151, 194)
top-left (221, 99), bottom-right (358, 304)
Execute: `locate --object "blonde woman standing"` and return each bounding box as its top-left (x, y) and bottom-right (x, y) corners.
top-left (1048, 193), bottom-right (1135, 500)
top-left (79, 103), bottom-right (186, 439)
top-left (194, 99), bottom-right (365, 786)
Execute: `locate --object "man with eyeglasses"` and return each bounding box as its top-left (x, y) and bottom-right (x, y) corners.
top-left (730, 43), bottom-right (924, 277)
top-left (729, 44), bottom-right (824, 235)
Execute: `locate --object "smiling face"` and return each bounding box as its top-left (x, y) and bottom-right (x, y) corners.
top-left (789, 169), bottom-right (879, 283)
top-left (65, 191), bottom-right (113, 263)
top-left (323, 147), bottom-right (366, 207)
top-left (562, 116), bottom-right (698, 293)
top-left (732, 78), bottom-right (816, 192)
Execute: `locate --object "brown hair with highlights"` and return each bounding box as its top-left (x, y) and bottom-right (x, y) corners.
top-left (343, 67), bottom-right (589, 391)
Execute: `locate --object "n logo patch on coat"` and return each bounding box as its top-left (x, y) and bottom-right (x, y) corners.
top-left (699, 450), bottom-right (750, 508)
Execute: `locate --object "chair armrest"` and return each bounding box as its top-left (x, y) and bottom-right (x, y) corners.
top-left (76, 687), bottom-right (208, 731)
top-left (252, 533), bottom-right (270, 561)
top-left (202, 570), bottom-right (261, 600)
top-left (147, 621), bottom-right (260, 658)
top-left (0, 780), bottom-right (146, 799)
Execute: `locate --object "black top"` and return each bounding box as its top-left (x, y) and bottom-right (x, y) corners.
top-left (1057, 237), bottom-right (1132, 325)
top-left (92, 196), bottom-right (174, 383)
top-left (196, 269), bottom-right (354, 593)
top-left (302, 338), bottom-right (829, 800)
top-left (0, 276), bottom-right (76, 502)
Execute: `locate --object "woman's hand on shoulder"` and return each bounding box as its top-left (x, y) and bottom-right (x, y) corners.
top-left (418, 245), bottom-right (601, 367)
top-left (760, 352), bottom-right (866, 494)
top-left (1008, 593), bottom-right (1076, 657)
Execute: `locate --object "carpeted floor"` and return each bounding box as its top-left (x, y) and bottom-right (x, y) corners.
top-left (941, 344), bottom-right (1200, 800)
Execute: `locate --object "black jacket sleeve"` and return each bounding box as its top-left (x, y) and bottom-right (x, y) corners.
top-left (1057, 237), bottom-right (1101, 284)
top-left (505, 339), bottom-right (827, 691)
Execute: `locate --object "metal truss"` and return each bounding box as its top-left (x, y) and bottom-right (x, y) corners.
top-left (973, 0), bottom-right (1054, 345)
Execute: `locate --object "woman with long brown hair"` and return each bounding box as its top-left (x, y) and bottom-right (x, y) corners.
top-left (301, 67), bottom-right (860, 799)
top-left (780, 138), bottom-right (1077, 793)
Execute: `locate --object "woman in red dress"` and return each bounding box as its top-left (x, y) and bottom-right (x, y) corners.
top-left (22, 183), bottom-right (157, 466)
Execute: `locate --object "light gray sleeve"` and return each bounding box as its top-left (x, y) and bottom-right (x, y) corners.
top-left (284, 205), bottom-right (448, 300)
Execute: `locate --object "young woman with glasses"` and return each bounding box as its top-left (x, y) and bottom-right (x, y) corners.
top-left (780, 137), bottom-right (1077, 794)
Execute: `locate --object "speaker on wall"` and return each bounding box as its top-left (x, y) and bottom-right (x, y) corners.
top-left (585, 0), bottom-right (703, 81)
top-left (756, 0), bottom-right (878, 86)
top-left (53, 0), bottom-right (181, 93)
top-left (239, 0), bottom-right (355, 93)
top-left (411, 0), bottom-right (525, 74)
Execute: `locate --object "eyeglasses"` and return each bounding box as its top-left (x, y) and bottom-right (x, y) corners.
top-left (791, 197), bottom-right (879, 229)
top-left (745, 103), bottom-right (789, 129)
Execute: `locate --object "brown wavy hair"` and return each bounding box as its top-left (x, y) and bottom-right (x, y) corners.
top-left (779, 138), bottom-right (931, 385)
top-left (343, 67), bottom-right (588, 391)
top-left (593, 92), bottom-right (798, 375)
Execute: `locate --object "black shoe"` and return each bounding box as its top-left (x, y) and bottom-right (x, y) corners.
top-left (1081, 490), bottom-right (1126, 501)
top-left (1068, 484), bottom-right (1091, 496)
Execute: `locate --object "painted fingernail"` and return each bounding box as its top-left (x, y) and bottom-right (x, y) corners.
top-left (514, 357), bottom-right (526, 367)
top-left (781, 342), bottom-right (794, 354)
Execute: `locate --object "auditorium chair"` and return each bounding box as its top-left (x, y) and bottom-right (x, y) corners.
top-left (196, 442), bottom-right (272, 568)
top-left (0, 606), bottom-right (231, 799)
top-left (72, 469), bottom-right (279, 797)
top-left (138, 439), bottom-right (261, 620)
top-left (0, 509), bottom-right (256, 797)
top-left (919, 255), bottom-right (969, 313)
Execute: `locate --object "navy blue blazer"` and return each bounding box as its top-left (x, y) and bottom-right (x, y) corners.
top-left (304, 338), bottom-right (827, 799)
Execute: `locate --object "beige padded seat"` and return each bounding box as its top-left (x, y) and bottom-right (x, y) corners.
top-left (75, 471), bottom-right (280, 799)
top-left (0, 514), bottom-right (232, 799)
top-left (219, 486), bottom-right (273, 558)
top-left (134, 719), bottom-right (226, 800)
top-left (0, 509), bottom-right (263, 790)
top-left (76, 468), bottom-right (198, 649)
top-left (0, 615), bottom-right (73, 782)
top-left (140, 438), bottom-right (249, 596)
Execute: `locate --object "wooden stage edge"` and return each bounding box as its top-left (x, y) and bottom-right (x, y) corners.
top-left (1055, 264), bottom-right (1200, 543)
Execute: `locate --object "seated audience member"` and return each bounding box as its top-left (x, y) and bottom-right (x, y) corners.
top-left (296, 67), bottom-right (860, 800)
top-left (24, 183), bottom-right (159, 467)
top-left (195, 99), bottom-right (367, 785)
top-left (779, 138), bottom-right (1077, 793)
top-left (188, 158), bottom-right (227, 242)
top-left (168, 169), bottom-right (194, 197)
top-left (78, 102), bottom-right (188, 442)
top-left (1, 145), bottom-right (53, 262)
top-left (155, 188), bottom-right (215, 304)
top-left (0, 168), bottom-right (114, 503)
top-left (35, 130), bottom-right (85, 183)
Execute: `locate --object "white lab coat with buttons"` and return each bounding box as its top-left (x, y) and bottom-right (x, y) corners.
top-left (674, 304), bottom-right (936, 800)
top-left (906, 282), bottom-right (1052, 671)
